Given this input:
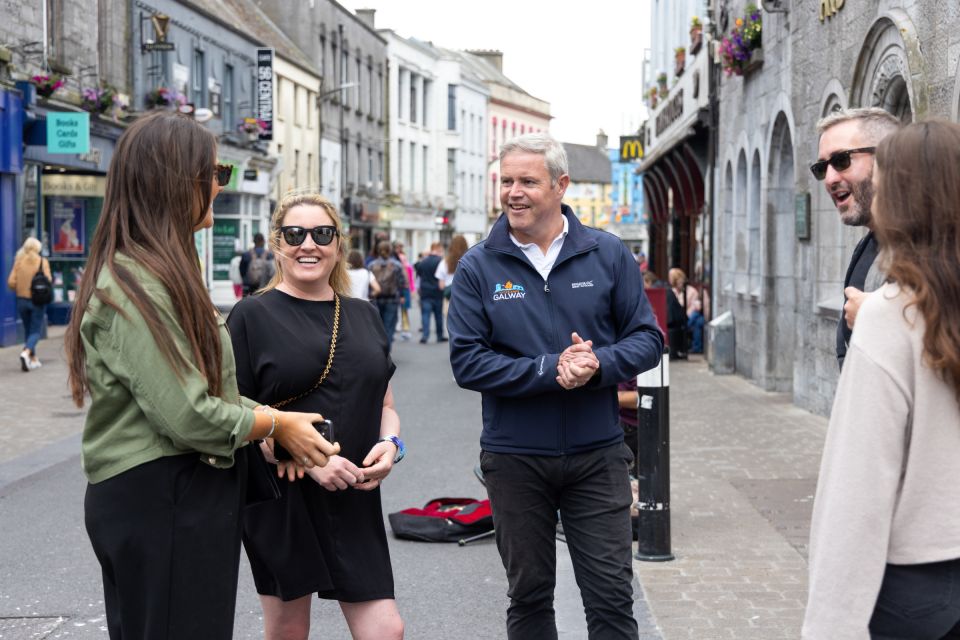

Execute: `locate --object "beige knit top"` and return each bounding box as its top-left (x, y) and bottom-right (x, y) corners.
top-left (803, 283), bottom-right (960, 639)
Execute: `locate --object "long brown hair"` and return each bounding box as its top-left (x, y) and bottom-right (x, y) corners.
top-left (874, 120), bottom-right (960, 395)
top-left (445, 234), bottom-right (469, 274)
top-left (65, 111), bottom-right (222, 406)
top-left (262, 192), bottom-right (351, 297)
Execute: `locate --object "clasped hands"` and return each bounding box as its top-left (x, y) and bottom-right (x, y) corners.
top-left (556, 332), bottom-right (600, 390)
top-left (266, 438), bottom-right (396, 492)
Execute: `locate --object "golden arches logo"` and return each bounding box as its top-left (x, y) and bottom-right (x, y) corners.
top-left (620, 137), bottom-right (644, 161)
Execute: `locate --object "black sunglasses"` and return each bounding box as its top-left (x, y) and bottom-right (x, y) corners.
top-left (215, 163), bottom-right (234, 187)
top-left (809, 147), bottom-right (876, 181)
top-left (280, 225), bottom-right (339, 246)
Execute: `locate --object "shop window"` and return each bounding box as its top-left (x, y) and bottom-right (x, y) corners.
top-left (193, 49), bottom-right (205, 107)
top-left (447, 85), bottom-right (457, 130)
top-left (223, 64), bottom-right (234, 131)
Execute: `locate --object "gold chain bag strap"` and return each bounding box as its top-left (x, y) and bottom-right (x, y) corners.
top-left (271, 294), bottom-right (341, 409)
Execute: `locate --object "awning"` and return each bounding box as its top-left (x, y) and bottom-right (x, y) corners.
top-left (642, 143), bottom-right (705, 224)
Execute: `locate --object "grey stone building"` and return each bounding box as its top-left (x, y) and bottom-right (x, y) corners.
top-left (713, 0), bottom-right (958, 415)
top-left (254, 0), bottom-right (388, 254)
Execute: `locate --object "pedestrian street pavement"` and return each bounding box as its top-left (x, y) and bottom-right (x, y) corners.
top-left (0, 320), bottom-right (829, 638)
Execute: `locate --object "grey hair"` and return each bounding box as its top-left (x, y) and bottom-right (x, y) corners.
top-left (816, 107), bottom-right (902, 145)
top-left (499, 132), bottom-right (568, 186)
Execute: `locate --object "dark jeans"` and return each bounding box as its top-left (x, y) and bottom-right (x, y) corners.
top-left (375, 298), bottom-right (399, 351)
top-left (480, 443), bottom-right (639, 640)
top-left (16, 297), bottom-right (44, 354)
top-left (85, 451), bottom-right (247, 639)
top-left (869, 558), bottom-right (960, 639)
top-left (420, 294), bottom-right (444, 341)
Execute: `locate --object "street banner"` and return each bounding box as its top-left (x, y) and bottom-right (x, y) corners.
top-left (256, 48), bottom-right (274, 141)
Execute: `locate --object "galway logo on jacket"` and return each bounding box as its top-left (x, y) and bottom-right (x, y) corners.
top-left (492, 280), bottom-right (526, 301)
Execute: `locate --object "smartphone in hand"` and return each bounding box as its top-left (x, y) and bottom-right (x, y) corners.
top-left (274, 419), bottom-right (335, 461)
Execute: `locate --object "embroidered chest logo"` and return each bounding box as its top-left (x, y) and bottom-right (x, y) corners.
top-left (492, 280), bottom-right (526, 301)
top-left (571, 280), bottom-right (594, 289)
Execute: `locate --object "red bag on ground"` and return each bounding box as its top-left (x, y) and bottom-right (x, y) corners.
top-left (388, 497), bottom-right (493, 542)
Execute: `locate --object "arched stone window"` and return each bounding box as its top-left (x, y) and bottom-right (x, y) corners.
top-left (851, 12), bottom-right (925, 123)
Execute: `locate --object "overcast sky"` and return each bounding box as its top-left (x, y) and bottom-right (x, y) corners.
top-left (338, 0), bottom-right (652, 148)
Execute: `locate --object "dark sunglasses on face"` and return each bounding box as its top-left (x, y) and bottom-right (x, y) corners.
top-left (215, 163), bottom-right (234, 187)
top-left (280, 225), bottom-right (339, 246)
top-left (809, 147), bottom-right (876, 181)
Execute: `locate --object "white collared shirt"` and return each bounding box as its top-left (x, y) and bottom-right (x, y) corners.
top-left (509, 215), bottom-right (569, 281)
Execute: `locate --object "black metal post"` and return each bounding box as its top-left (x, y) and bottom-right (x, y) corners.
top-left (635, 347), bottom-right (674, 562)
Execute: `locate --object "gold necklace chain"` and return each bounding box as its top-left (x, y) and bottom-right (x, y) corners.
top-left (272, 293), bottom-right (340, 409)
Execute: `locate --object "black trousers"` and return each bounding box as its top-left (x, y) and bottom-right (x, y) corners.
top-left (480, 443), bottom-right (639, 640)
top-left (869, 558), bottom-right (960, 639)
top-left (84, 451), bottom-right (247, 640)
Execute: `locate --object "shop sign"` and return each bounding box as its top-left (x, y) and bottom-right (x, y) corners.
top-left (212, 218), bottom-right (240, 280)
top-left (144, 13), bottom-right (175, 52)
top-left (820, 0), bottom-right (845, 22)
top-left (46, 112), bottom-right (90, 154)
top-left (42, 174), bottom-right (106, 198)
top-left (49, 199), bottom-right (85, 255)
top-left (619, 136), bottom-right (644, 162)
top-left (256, 48), bottom-right (274, 140)
top-left (656, 89), bottom-right (684, 137)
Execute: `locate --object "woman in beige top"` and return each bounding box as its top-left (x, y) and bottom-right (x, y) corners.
top-left (6, 237), bottom-right (52, 371)
top-left (803, 121), bottom-right (960, 639)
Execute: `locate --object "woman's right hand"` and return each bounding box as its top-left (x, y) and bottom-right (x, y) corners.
top-left (273, 411), bottom-right (340, 468)
top-left (306, 455), bottom-right (365, 491)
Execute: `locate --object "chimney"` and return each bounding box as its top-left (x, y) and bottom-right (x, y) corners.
top-left (596, 129), bottom-right (608, 150)
top-left (467, 49), bottom-right (503, 73)
top-left (355, 8), bottom-right (376, 29)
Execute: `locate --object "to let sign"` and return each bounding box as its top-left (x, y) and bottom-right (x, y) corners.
top-left (47, 112), bottom-right (90, 154)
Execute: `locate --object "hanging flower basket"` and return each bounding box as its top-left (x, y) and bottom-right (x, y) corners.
top-left (32, 74), bottom-right (65, 99)
top-left (675, 47), bottom-right (687, 77)
top-left (647, 87), bottom-right (658, 109)
top-left (719, 4), bottom-right (763, 77)
top-left (145, 86), bottom-right (186, 109)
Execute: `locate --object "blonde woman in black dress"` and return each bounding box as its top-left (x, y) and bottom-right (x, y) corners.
top-left (228, 193), bottom-right (404, 639)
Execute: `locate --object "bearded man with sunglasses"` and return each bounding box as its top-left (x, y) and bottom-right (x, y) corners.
top-left (813, 108), bottom-right (900, 368)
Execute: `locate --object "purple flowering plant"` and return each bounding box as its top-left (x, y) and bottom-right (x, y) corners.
top-left (145, 86), bottom-right (187, 109)
top-left (720, 4), bottom-right (763, 76)
top-left (238, 118), bottom-right (268, 135)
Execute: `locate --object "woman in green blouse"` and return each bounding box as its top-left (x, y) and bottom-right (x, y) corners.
top-left (64, 111), bottom-right (338, 640)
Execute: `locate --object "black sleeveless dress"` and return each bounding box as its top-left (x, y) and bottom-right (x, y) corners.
top-left (227, 289), bottom-right (396, 602)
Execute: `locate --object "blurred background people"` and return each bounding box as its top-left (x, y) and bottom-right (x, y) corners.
top-left (7, 236), bottom-right (52, 371)
top-left (414, 242), bottom-right (445, 344)
top-left (347, 249), bottom-right (379, 302)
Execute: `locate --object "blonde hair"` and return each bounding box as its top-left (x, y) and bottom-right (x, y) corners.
top-left (16, 237), bottom-right (42, 260)
top-left (668, 267), bottom-right (687, 289)
top-left (262, 192), bottom-right (351, 297)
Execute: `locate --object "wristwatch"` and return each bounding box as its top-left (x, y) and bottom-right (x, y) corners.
top-left (378, 435), bottom-right (405, 463)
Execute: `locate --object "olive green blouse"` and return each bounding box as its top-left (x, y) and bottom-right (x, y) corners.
top-left (79, 254), bottom-right (255, 483)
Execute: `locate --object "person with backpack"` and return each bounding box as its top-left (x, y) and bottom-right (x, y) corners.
top-left (7, 237), bottom-right (53, 371)
top-left (240, 232), bottom-right (276, 296)
top-left (369, 240), bottom-right (408, 352)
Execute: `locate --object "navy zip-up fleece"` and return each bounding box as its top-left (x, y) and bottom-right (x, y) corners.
top-left (448, 205), bottom-right (664, 456)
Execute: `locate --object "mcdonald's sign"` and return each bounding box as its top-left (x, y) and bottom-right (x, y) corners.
top-left (619, 136), bottom-right (644, 162)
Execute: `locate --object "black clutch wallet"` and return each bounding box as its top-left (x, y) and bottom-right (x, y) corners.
top-left (273, 419), bottom-right (335, 461)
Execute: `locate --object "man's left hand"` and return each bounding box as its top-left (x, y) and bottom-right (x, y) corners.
top-left (557, 332), bottom-right (600, 389)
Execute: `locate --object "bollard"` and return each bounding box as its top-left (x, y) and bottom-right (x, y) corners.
top-left (634, 347), bottom-right (674, 562)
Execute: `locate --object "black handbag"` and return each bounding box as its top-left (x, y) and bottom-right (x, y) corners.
top-left (244, 442), bottom-right (281, 507)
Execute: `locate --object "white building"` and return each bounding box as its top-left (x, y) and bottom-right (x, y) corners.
top-left (436, 49), bottom-right (490, 246)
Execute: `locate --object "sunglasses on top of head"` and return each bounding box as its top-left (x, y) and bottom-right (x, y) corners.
top-left (215, 163), bottom-right (234, 187)
top-left (280, 225), bottom-right (339, 246)
top-left (809, 147), bottom-right (876, 181)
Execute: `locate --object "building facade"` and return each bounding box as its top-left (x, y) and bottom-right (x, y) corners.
top-left (256, 1), bottom-right (388, 256)
top-left (0, 0), bottom-right (130, 342)
top-left (562, 136), bottom-right (612, 229)
top-left (712, 0), bottom-right (956, 415)
top-left (381, 31), bottom-right (442, 258)
top-left (608, 146), bottom-right (647, 253)
top-left (454, 51), bottom-right (551, 231)
top-left (639, 0), bottom-right (712, 292)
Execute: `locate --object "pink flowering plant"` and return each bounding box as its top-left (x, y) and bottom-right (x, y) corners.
top-left (145, 86), bottom-right (187, 109)
top-left (720, 4), bottom-right (763, 76)
top-left (238, 118), bottom-right (268, 135)
top-left (32, 73), bottom-right (65, 98)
